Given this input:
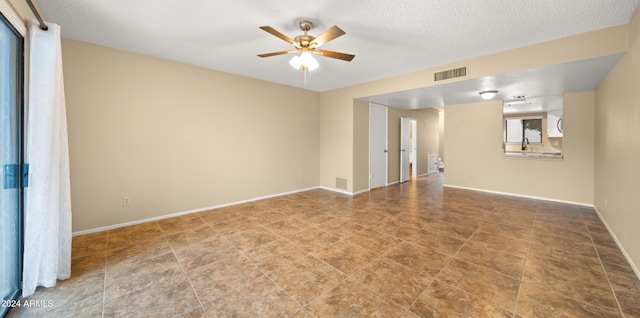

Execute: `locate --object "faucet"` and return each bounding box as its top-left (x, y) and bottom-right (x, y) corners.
top-left (521, 137), bottom-right (529, 151)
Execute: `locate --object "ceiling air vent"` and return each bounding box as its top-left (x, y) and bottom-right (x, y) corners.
top-left (434, 66), bottom-right (467, 82)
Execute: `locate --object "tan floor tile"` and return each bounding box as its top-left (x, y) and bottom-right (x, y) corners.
top-left (524, 244), bottom-right (620, 312)
top-left (70, 253), bottom-right (105, 278)
top-left (615, 287), bottom-right (640, 317)
top-left (421, 220), bottom-right (478, 240)
top-left (601, 261), bottom-right (640, 293)
top-left (209, 216), bottom-right (260, 235)
top-left (71, 232), bottom-right (107, 260)
top-left (370, 217), bottom-right (424, 239)
top-left (490, 208), bottom-right (537, 228)
top-left (304, 279), bottom-right (405, 317)
top-left (410, 280), bottom-right (513, 317)
top-left (103, 273), bottom-right (200, 317)
top-left (173, 237), bottom-right (237, 271)
top-left (224, 226), bottom-right (280, 252)
top-left (245, 239), bottom-right (308, 270)
top-left (437, 259), bottom-right (520, 310)
top-left (266, 255), bottom-right (346, 305)
top-left (321, 218), bottom-right (366, 238)
top-left (263, 217), bottom-right (309, 236)
top-left (105, 252), bottom-right (182, 301)
top-left (198, 208), bottom-right (241, 224)
top-left (531, 221), bottom-right (598, 258)
top-left (516, 279), bottom-right (622, 317)
top-left (283, 227), bottom-right (341, 253)
top-left (467, 229), bottom-right (529, 257)
top-left (11, 271), bottom-right (104, 318)
top-left (187, 253), bottom-right (264, 305)
top-left (245, 209), bottom-right (289, 225)
top-left (406, 228), bottom-right (465, 256)
top-left (106, 222), bottom-right (164, 246)
top-left (477, 221), bottom-right (532, 241)
top-left (385, 241), bottom-right (450, 277)
top-left (602, 262), bottom-right (640, 316)
top-left (157, 214), bottom-right (208, 236)
top-left (313, 239), bottom-right (379, 275)
top-left (343, 228), bottom-right (403, 254)
top-left (455, 240), bottom-right (525, 278)
top-left (354, 257), bottom-right (431, 308)
top-left (203, 275), bottom-right (301, 317)
top-left (595, 242), bottom-right (631, 266)
top-left (165, 225), bottom-right (219, 250)
top-left (106, 236), bottom-right (172, 266)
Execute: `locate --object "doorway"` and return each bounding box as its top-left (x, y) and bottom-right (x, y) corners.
top-left (400, 117), bottom-right (417, 183)
top-left (369, 104), bottom-right (388, 189)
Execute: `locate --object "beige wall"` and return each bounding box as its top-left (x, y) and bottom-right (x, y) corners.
top-left (595, 9), bottom-right (640, 273)
top-left (352, 100), bottom-right (369, 192)
top-left (444, 91), bottom-right (595, 205)
top-left (63, 40), bottom-right (320, 232)
top-left (322, 25), bottom-right (627, 194)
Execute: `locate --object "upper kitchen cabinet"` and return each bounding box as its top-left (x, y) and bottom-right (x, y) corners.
top-left (547, 110), bottom-right (563, 137)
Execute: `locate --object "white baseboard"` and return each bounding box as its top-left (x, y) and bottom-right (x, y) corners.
top-left (443, 184), bottom-right (593, 207)
top-left (592, 206), bottom-right (640, 281)
top-left (72, 186), bottom-right (321, 236)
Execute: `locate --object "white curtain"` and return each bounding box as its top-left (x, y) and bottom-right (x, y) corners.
top-left (22, 21), bottom-right (72, 297)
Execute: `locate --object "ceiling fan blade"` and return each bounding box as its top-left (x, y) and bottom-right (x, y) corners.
top-left (257, 50), bottom-right (298, 58)
top-left (310, 25), bottom-right (345, 47)
top-left (259, 26), bottom-right (295, 44)
top-left (312, 49), bottom-right (355, 62)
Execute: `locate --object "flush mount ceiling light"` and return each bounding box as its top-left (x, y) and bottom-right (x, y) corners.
top-left (479, 90), bottom-right (499, 100)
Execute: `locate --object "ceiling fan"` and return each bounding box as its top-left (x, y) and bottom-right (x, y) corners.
top-left (257, 20), bottom-right (355, 71)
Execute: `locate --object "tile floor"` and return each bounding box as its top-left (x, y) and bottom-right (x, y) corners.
top-left (8, 173), bottom-right (640, 317)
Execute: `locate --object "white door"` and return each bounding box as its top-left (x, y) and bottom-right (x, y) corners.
top-left (400, 117), bottom-right (411, 183)
top-left (369, 104), bottom-right (388, 189)
top-left (411, 119), bottom-right (418, 178)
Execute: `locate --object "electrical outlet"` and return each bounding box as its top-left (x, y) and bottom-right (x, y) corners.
top-left (123, 196), bottom-right (131, 206)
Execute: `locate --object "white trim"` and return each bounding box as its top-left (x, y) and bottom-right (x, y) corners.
top-left (0, 3), bottom-right (27, 35)
top-left (417, 172), bottom-right (431, 177)
top-left (387, 180), bottom-right (400, 186)
top-left (72, 186), bottom-right (320, 236)
top-left (352, 188), bottom-right (370, 195)
top-left (592, 206), bottom-right (640, 281)
top-left (443, 184), bottom-right (592, 207)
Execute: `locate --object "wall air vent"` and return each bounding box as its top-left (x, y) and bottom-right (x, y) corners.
top-left (434, 66), bottom-right (467, 81)
top-left (336, 178), bottom-right (348, 191)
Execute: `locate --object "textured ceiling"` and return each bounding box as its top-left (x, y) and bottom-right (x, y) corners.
top-left (37, 0), bottom-right (640, 94)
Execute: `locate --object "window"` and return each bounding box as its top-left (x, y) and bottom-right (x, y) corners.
top-left (505, 117), bottom-right (542, 144)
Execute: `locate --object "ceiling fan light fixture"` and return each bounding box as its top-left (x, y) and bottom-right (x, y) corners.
top-left (479, 90), bottom-right (498, 100)
top-left (289, 52), bottom-right (319, 71)
top-left (289, 55), bottom-right (302, 69)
